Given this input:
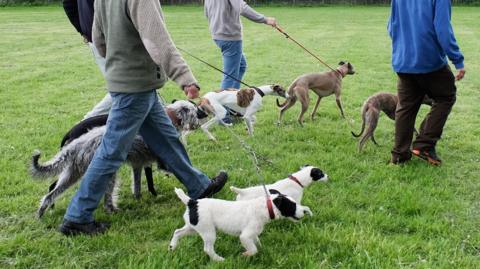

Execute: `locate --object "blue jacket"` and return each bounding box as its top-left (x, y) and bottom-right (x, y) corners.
top-left (388, 0), bottom-right (464, 74)
top-left (63, 0), bottom-right (95, 42)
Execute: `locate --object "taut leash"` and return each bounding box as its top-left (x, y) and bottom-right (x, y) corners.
top-left (274, 25), bottom-right (340, 75)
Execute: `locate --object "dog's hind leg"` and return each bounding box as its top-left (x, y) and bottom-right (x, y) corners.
top-left (169, 224), bottom-right (195, 251)
top-left (297, 93), bottom-right (310, 126)
top-left (277, 97), bottom-right (296, 125)
top-left (240, 231), bottom-right (259, 256)
top-left (310, 95), bottom-right (323, 121)
top-left (48, 181), bottom-right (57, 209)
top-left (37, 169), bottom-right (76, 218)
top-left (132, 167), bottom-right (142, 199)
top-left (104, 175), bottom-right (119, 213)
top-left (358, 111), bottom-right (379, 152)
top-left (144, 166), bottom-right (157, 196)
top-left (199, 228), bottom-right (224, 261)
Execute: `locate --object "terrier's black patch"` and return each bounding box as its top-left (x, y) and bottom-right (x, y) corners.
top-left (187, 199), bottom-right (199, 225)
top-left (310, 168), bottom-right (325, 181)
top-left (273, 195), bottom-right (298, 220)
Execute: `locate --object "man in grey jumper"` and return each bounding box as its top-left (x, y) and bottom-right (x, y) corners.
top-left (58, 0), bottom-right (228, 236)
top-left (205, 0), bottom-right (276, 91)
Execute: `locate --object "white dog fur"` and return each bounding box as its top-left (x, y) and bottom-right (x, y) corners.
top-left (169, 188), bottom-right (312, 261)
top-left (197, 84), bottom-right (287, 141)
top-left (231, 166), bottom-right (328, 202)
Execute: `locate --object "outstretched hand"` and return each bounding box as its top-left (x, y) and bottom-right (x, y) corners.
top-left (265, 17), bottom-right (277, 27)
top-left (183, 84), bottom-right (200, 99)
top-left (456, 68), bottom-right (466, 81)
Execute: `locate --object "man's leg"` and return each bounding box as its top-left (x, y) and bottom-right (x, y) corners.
top-left (235, 53), bottom-right (248, 89)
top-left (138, 93), bottom-right (212, 199)
top-left (63, 91), bottom-right (155, 224)
top-left (214, 40), bottom-right (243, 90)
top-left (391, 74), bottom-right (425, 163)
top-left (413, 66), bottom-right (457, 150)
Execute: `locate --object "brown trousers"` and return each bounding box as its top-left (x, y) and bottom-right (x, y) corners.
top-left (391, 65), bottom-right (457, 160)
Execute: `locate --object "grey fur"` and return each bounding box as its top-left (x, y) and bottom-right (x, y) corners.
top-left (31, 126), bottom-right (157, 218)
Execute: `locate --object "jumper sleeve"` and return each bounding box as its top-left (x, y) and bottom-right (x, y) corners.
top-left (434, 0), bottom-right (464, 69)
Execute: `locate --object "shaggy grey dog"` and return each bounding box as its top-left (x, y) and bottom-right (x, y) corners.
top-left (31, 126), bottom-right (158, 218)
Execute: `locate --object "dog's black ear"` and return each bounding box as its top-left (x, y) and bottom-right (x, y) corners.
top-left (273, 195), bottom-right (297, 218)
top-left (196, 107), bottom-right (208, 119)
top-left (338, 61), bottom-right (345, 66)
top-left (269, 189), bottom-right (282, 195)
top-left (300, 164), bottom-right (311, 169)
top-left (310, 168), bottom-right (325, 181)
top-left (171, 99), bottom-right (178, 104)
top-left (347, 62), bottom-right (352, 68)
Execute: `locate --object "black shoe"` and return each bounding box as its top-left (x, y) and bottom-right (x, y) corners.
top-left (198, 171), bottom-right (228, 199)
top-left (58, 220), bottom-right (110, 236)
top-left (412, 147), bottom-right (442, 166)
top-left (389, 156), bottom-right (411, 165)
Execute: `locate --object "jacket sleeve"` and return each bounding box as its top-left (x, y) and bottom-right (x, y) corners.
top-left (230, 0), bottom-right (266, 23)
top-left (92, 5), bottom-right (106, 57)
top-left (127, 0), bottom-right (197, 89)
top-left (63, 0), bottom-right (82, 34)
top-left (434, 0), bottom-right (464, 69)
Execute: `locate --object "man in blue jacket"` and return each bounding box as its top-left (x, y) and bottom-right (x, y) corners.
top-left (388, 0), bottom-right (465, 165)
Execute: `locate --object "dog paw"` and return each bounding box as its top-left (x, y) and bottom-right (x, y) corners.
top-left (242, 251), bottom-right (256, 257)
top-left (212, 256), bottom-right (225, 262)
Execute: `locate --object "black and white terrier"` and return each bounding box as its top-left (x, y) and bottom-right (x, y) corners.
top-left (230, 166), bottom-right (328, 202)
top-left (169, 188), bottom-right (313, 261)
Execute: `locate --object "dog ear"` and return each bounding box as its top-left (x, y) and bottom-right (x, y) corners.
top-left (171, 99), bottom-right (178, 104)
top-left (300, 164), bottom-right (311, 169)
top-left (272, 195), bottom-right (297, 218)
top-left (310, 168), bottom-right (325, 181)
top-left (347, 62), bottom-right (352, 68)
top-left (196, 107), bottom-right (208, 119)
top-left (269, 189), bottom-right (282, 195)
top-left (338, 61), bottom-right (345, 66)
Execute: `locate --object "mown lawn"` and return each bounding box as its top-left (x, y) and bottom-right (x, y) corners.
top-left (0, 5), bottom-right (479, 269)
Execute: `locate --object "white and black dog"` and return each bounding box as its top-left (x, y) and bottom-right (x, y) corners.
top-left (197, 85), bottom-right (287, 141)
top-left (169, 188), bottom-right (312, 261)
top-left (230, 166), bottom-right (328, 202)
top-left (31, 126), bottom-right (163, 218)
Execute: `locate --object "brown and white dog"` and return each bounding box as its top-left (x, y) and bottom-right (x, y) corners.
top-left (277, 61), bottom-right (355, 125)
top-left (352, 92), bottom-right (433, 151)
top-left (197, 85), bottom-right (287, 141)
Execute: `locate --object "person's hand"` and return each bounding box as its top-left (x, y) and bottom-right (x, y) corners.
top-left (455, 68), bottom-right (466, 81)
top-left (265, 17), bottom-right (277, 27)
top-left (183, 83), bottom-right (200, 99)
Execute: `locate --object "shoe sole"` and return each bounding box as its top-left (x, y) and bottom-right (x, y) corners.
top-left (411, 150), bottom-right (441, 166)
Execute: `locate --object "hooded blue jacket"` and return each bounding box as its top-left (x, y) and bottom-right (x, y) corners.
top-left (63, 0), bottom-right (95, 42)
top-left (388, 0), bottom-right (464, 74)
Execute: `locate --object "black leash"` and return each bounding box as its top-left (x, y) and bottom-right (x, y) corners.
top-left (177, 47), bottom-right (265, 97)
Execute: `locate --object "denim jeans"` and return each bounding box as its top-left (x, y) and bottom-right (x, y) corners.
top-left (64, 90), bottom-right (211, 223)
top-left (214, 40), bottom-right (247, 89)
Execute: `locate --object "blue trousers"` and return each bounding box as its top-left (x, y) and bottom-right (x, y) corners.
top-left (214, 40), bottom-right (247, 90)
top-left (64, 90), bottom-right (211, 223)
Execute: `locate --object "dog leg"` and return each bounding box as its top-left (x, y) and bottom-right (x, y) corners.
top-left (358, 111), bottom-right (379, 152)
top-left (201, 118), bottom-right (219, 141)
top-left (104, 175), bottom-right (120, 213)
top-left (310, 96), bottom-right (322, 121)
top-left (199, 229), bottom-right (224, 261)
top-left (180, 130), bottom-right (191, 146)
top-left (37, 169), bottom-right (77, 218)
top-left (277, 97), bottom-right (296, 125)
top-left (240, 232), bottom-right (258, 257)
top-left (335, 94), bottom-right (346, 119)
top-left (244, 109), bottom-right (256, 136)
top-left (169, 224), bottom-right (195, 251)
top-left (297, 94), bottom-right (310, 126)
top-left (254, 236), bottom-right (262, 247)
top-left (144, 166), bottom-right (157, 196)
top-left (132, 167), bottom-right (142, 199)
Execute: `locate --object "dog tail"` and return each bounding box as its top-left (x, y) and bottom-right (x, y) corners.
top-left (174, 188), bottom-right (191, 205)
top-left (30, 150), bottom-right (65, 179)
top-left (351, 104), bottom-right (368, 138)
top-left (229, 186), bottom-right (245, 194)
top-left (276, 98), bottom-right (288, 108)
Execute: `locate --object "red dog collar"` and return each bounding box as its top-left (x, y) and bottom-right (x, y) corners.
top-left (288, 175), bottom-right (304, 188)
top-left (266, 198), bottom-right (275, 220)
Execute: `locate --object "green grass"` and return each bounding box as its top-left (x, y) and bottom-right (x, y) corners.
top-left (1, 5), bottom-right (479, 269)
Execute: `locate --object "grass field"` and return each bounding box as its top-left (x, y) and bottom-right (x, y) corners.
top-left (1, 5), bottom-right (479, 269)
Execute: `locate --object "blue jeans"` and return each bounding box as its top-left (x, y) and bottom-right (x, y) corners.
top-left (64, 90), bottom-right (211, 223)
top-left (214, 40), bottom-right (247, 90)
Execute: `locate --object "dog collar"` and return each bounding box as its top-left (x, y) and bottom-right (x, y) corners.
top-left (266, 198), bottom-right (275, 220)
top-left (335, 69), bottom-right (346, 78)
top-left (254, 87), bottom-right (265, 98)
top-left (166, 107), bottom-right (181, 127)
top-left (288, 175), bottom-right (304, 188)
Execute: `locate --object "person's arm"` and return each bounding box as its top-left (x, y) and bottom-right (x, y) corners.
top-left (127, 0), bottom-right (199, 95)
top-left (91, 7), bottom-right (106, 58)
top-left (63, 0), bottom-right (82, 35)
top-left (434, 0), bottom-right (465, 80)
top-left (230, 0), bottom-right (276, 26)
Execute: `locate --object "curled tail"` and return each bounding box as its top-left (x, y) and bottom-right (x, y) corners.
top-left (30, 150), bottom-right (65, 179)
top-left (351, 104), bottom-right (368, 138)
top-left (174, 188), bottom-right (191, 205)
top-left (276, 98), bottom-right (287, 108)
